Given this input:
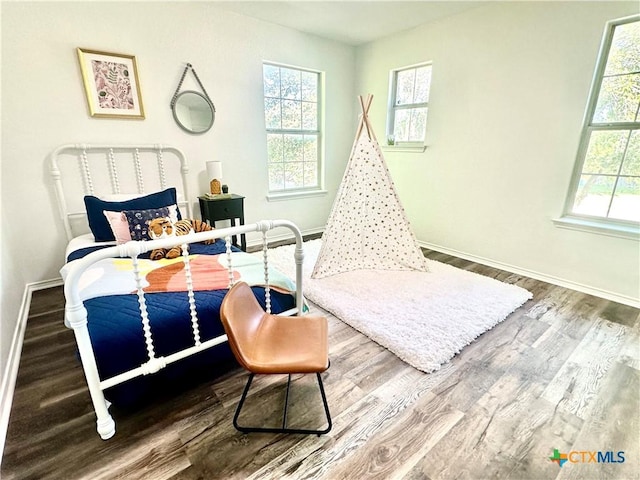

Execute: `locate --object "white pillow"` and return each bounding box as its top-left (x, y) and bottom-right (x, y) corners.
top-left (103, 211), bottom-right (132, 244)
top-left (100, 192), bottom-right (184, 202)
top-left (99, 193), bottom-right (146, 202)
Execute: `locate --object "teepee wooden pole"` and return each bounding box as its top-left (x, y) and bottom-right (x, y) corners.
top-left (349, 94), bottom-right (374, 161)
top-left (359, 94), bottom-right (375, 141)
top-left (354, 95), bottom-right (373, 141)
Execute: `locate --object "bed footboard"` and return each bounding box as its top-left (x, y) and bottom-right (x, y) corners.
top-left (63, 219), bottom-right (305, 440)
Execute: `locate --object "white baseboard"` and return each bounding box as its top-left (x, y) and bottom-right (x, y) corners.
top-left (419, 241), bottom-right (639, 309)
top-left (0, 278), bottom-right (62, 465)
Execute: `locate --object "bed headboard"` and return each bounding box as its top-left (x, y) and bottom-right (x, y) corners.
top-left (50, 144), bottom-right (192, 241)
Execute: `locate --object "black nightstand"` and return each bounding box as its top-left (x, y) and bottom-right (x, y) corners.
top-left (198, 194), bottom-right (246, 251)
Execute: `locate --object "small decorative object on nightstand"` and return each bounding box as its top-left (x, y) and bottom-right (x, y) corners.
top-left (210, 178), bottom-right (221, 195)
top-left (199, 194), bottom-right (246, 251)
top-left (206, 161), bottom-right (223, 195)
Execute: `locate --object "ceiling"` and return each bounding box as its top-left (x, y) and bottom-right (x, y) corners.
top-left (215, 1), bottom-right (483, 46)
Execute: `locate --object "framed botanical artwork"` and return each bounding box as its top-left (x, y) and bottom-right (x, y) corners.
top-left (77, 48), bottom-right (145, 119)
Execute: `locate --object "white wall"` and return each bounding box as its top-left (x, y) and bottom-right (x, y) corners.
top-left (0, 2), bottom-right (355, 389)
top-left (356, 1), bottom-right (639, 305)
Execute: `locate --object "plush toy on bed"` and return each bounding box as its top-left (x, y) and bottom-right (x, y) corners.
top-left (148, 217), bottom-right (214, 260)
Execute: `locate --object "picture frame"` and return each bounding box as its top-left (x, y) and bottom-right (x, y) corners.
top-left (77, 48), bottom-right (145, 119)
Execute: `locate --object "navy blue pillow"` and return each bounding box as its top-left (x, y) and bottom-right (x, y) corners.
top-left (84, 188), bottom-right (181, 242)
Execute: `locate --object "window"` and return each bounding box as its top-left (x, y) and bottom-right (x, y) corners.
top-left (562, 16), bottom-right (640, 232)
top-left (387, 63), bottom-right (432, 146)
top-left (263, 63), bottom-right (321, 193)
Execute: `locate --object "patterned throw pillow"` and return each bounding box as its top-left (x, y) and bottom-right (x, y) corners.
top-left (123, 207), bottom-right (171, 241)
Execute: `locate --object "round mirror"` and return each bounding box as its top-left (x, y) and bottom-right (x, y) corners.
top-left (172, 90), bottom-right (215, 134)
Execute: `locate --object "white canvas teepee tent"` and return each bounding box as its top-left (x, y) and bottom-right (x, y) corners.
top-left (312, 94), bottom-right (428, 279)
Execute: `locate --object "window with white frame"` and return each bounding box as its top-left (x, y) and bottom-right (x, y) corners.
top-left (387, 63), bottom-right (432, 145)
top-left (263, 63), bottom-right (321, 193)
top-left (563, 16), bottom-right (640, 228)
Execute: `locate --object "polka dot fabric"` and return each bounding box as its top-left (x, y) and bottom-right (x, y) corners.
top-left (312, 133), bottom-right (428, 279)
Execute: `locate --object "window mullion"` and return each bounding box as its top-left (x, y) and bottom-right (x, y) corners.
top-left (411, 68), bottom-right (418, 104)
top-left (405, 112), bottom-right (413, 141)
top-left (267, 129), bottom-right (319, 135)
top-left (603, 69), bottom-right (640, 79)
top-left (590, 122), bottom-right (640, 129)
top-left (606, 130), bottom-right (634, 217)
top-left (394, 102), bottom-right (428, 111)
top-left (606, 179), bottom-right (620, 218)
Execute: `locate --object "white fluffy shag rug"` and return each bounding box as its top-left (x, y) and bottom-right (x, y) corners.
top-left (261, 240), bottom-right (533, 373)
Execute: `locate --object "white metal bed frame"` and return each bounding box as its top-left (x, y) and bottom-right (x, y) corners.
top-left (50, 143), bottom-right (193, 242)
top-left (50, 144), bottom-right (305, 440)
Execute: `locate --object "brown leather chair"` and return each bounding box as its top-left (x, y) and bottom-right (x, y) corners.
top-left (220, 281), bottom-right (332, 435)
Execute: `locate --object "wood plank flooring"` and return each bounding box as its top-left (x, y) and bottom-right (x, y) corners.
top-left (2, 249), bottom-right (638, 479)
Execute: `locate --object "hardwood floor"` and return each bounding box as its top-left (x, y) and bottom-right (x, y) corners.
top-left (2, 250), bottom-right (638, 479)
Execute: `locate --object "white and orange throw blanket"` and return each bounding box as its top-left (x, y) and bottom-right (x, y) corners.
top-left (61, 251), bottom-right (296, 302)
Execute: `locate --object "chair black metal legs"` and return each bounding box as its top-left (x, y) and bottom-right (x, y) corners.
top-left (233, 372), bottom-right (332, 435)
